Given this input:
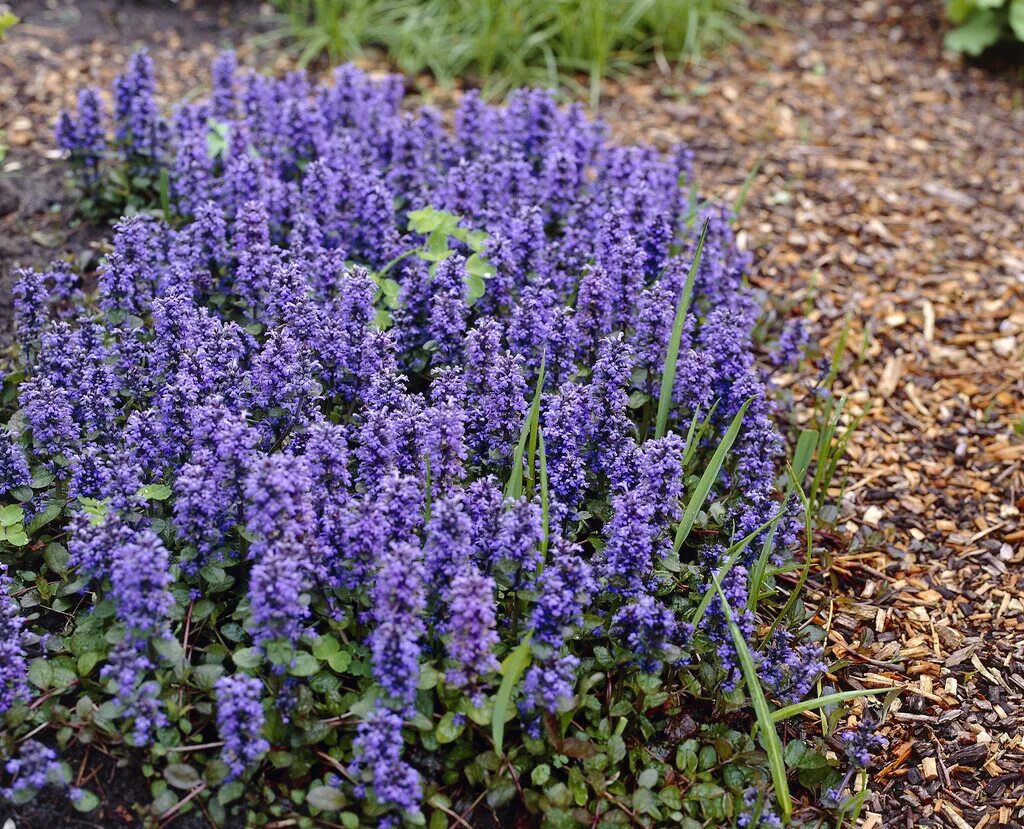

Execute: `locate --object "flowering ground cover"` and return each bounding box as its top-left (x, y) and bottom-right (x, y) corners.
top-left (0, 45), bottom-right (892, 828)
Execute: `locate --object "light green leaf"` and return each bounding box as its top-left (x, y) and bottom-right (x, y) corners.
top-left (289, 652), bottom-right (320, 677)
top-left (136, 484), bottom-right (172, 501)
top-left (435, 710), bottom-right (465, 744)
top-left (28, 658), bottom-right (52, 690)
top-left (307, 785), bottom-right (347, 811)
top-left (1010, 0), bottom-right (1024, 39)
top-left (164, 763), bottom-right (202, 790)
top-left (29, 502), bottom-right (62, 534)
top-left (505, 353), bottom-right (545, 501)
top-left (77, 652), bottom-right (102, 677)
top-left (327, 651), bottom-right (352, 674)
top-left (71, 790), bottom-right (99, 812)
top-left (313, 635), bottom-right (341, 660)
top-left (233, 647), bottom-right (263, 669)
top-left (945, 10), bottom-right (1002, 55)
top-left (0, 504), bottom-right (24, 526)
top-left (465, 252), bottom-right (496, 278)
top-left (492, 636), bottom-right (532, 756)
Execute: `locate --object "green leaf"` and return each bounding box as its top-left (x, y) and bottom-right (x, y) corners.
top-left (637, 767), bottom-right (659, 789)
top-left (164, 763), bottom-right (202, 790)
top-left (5, 529), bottom-right (29, 547)
top-left (71, 790), bottom-right (99, 812)
top-left (44, 543), bottom-right (71, 575)
top-left (435, 710), bottom-right (465, 744)
top-left (673, 398), bottom-right (752, 553)
top-left (0, 504), bottom-right (24, 526)
top-left (192, 663), bottom-right (225, 691)
top-left (29, 502), bottom-right (63, 535)
top-left (327, 651), bottom-right (352, 673)
top-left (791, 429), bottom-right (818, 491)
top-left (77, 652), bottom-right (102, 677)
top-left (137, 484), bottom-right (172, 501)
top-left (307, 785), bottom-right (347, 811)
top-left (466, 272), bottom-right (486, 303)
top-left (312, 635), bottom-right (341, 660)
top-left (945, 10), bottom-right (1002, 55)
top-left (655, 219), bottom-right (709, 440)
top-left (465, 252), bottom-right (496, 278)
top-left (233, 647), bottom-right (263, 669)
top-left (492, 636), bottom-right (532, 755)
top-left (28, 658), bottom-right (53, 690)
top-left (289, 652), bottom-right (320, 677)
top-left (1010, 0), bottom-right (1024, 39)
top-left (152, 636), bottom-right (185, 665)
top-left (0, 13), bottom-right (20, 42)
top-left (538, 428), bottom-right (549, 558)
top-left (158, 167), bottom-right (170, 219)
top-left (407, 206), bottom-right (451, 234)
top-left (732, 153), bottom-right (764, 219)
top-left (710, 578), bottom-right (791, 820)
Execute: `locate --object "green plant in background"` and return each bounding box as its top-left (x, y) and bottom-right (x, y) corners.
top-left (945, 0), bottom-right (1024, 56)
top-left (269, 0), bottom-right (753, 103)
top-left (0, 11), bottom-right (19, 41)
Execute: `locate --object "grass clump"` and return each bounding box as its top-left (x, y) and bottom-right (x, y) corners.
top-left (269, 0), bottom-right (753, 101)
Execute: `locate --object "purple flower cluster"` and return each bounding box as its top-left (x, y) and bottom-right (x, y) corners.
top-left (32, 51), bottom-right (811, 817)
top-left (0, 740), bottom-right (70, 801)
top-left (215, 674), bottom-right (270, 779)
top-left (0, 564), bottom-right (28, 716)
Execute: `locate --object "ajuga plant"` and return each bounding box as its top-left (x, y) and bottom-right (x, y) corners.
top-left (1, 50), bottom-right (887, 827)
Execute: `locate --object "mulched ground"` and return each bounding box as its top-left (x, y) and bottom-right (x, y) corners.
top-left (1, 1), bottom-right (1023, 827)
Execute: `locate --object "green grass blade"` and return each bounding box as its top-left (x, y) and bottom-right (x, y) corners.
top-left (492, 635), bottom-right (532, 756)
top-left (691, 507), bottom-right (783, 627)
top-left (681, 399), bottom-right (720, 468)
top-left (505, 353), bottom-right (546, 500)
top-left (655, 219), bottom-right (709, 440)
top-left (791, 429), bottom-right (818, 493)
top-left (673, 397), bottom-right (751, 553)
top-left (711, 577), bottom-right (791, 820)
top-left (770, 688), bottom-right (892, 724)
top-left (732, 153), bottom-right (764, 219)
top-left (538, 427), bottom-right (549, 557)
top-left (746, 519), bottom-right (779, 613)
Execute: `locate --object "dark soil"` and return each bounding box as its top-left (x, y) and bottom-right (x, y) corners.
top-left (0, 0), bottom-right (266, 345)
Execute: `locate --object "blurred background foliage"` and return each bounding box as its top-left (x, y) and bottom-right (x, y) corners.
top-left (267, 0), bottom-right (754, 103)
top-left (944, 0), bottom-right (1024, 56)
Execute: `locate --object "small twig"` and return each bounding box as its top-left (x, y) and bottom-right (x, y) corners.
top-left (314, 750), bottom-right (358, 785)
top-left (158, 781), bottom-right (207, 825)
top-left (432, 800), bottom-right (475, 829)
top-left (458, 788), bottom-right (488, 825)
top-left (600, 791), bottom-right (638, 821)
top-left (165, 741), bottom-right (225, 753)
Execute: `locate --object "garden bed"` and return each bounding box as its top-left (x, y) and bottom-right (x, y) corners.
top-left (1, 1), bottom-right (1023, 828)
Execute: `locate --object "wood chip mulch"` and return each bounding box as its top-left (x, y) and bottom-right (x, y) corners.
top-left (604, 2), bottom-right (1024, 825)
top-left (2, 1), bottom-right (1023, 826)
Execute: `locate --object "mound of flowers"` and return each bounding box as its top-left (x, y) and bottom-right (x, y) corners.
top-left (0, 51), bottom-right (850, 827)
